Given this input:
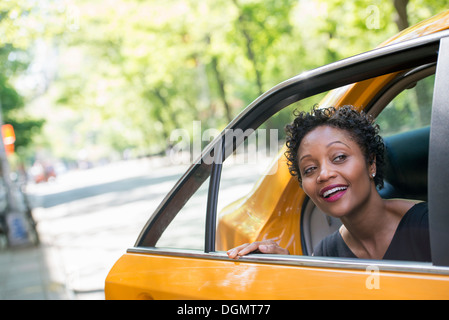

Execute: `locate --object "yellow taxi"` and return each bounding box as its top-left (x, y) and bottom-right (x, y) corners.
top-left (105, 11), bottom-right (449, 299)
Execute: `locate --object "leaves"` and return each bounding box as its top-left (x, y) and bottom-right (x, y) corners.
top-left (1, 0), bottom-right (447, 163)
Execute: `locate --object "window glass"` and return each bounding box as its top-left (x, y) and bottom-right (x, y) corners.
top-left (215, 101), bottom-right (305, 251)
top-left (216, 106), bottom-right (300, 209)
top-left (155, 176), bottom-right (209, 250)
top-left (376, 75), bottom-right (435, 136)
top-left (216, 136), bottom-right (280, 214)
top-left (215, 96), bottom-right (323, 215)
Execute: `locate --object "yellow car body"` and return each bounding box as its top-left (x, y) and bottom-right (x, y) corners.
top-left (105, 11), bottom-right (449, 299)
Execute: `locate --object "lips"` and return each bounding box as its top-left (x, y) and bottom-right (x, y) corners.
top-left (319, 184), bottom-right (348, 202)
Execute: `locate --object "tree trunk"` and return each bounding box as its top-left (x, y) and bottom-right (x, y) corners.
top-left (232, 0), bottom-right (264, 96)
top-left (210, 55), bottom-right (233, 123)
top-left (393, 0), bottom-right (409, 31)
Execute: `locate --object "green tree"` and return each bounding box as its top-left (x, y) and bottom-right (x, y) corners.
top-left (0, 1), bottom-right (58, 163)
top-left (32, 0), bottom-right (449, 162)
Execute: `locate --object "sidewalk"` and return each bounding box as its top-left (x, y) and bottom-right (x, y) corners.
top-left (0, 182), bottom-right (77, 300)
top-left (0, 243), bottom-right (75, 300)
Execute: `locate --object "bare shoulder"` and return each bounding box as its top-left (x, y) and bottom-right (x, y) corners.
top-left (384, 199), bottom-right (421, 218)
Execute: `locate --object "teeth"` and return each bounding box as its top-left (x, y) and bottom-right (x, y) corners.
top-left (323, 186), bottom-right (347, 198)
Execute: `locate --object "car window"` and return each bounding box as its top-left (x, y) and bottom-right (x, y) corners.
top-left (375, 74), bottom-right (435, 136)
top-left (215, 92), bottom-right (328, 218)
top-left (155, 176), bottom-right (210, 250)
top-left (216, 129), bottom-right (282, 214)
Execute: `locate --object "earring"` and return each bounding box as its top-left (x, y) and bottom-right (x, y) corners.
top-left (371, 173), bottom-right (376, 178)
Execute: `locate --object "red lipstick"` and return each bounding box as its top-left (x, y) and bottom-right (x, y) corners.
top-left (319, 184), bottom-right (348, 202)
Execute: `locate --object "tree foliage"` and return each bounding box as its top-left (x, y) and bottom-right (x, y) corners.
top-left (1, 0), bottom-right (448, 164)
top-left (0, 0), bottom-right (59, 163)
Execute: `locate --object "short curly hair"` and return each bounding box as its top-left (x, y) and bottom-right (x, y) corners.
top-left (284, 105), bottom-right (385, 189)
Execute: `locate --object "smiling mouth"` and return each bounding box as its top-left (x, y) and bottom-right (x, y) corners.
top-left (320, 185), bottom-right (348, 202)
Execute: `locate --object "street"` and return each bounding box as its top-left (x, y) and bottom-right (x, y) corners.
top-left (24, 155), bottom-right (269, 299)
top-left (26, 158), bottom-right (189, 299)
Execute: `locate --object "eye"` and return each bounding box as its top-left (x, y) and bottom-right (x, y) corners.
top-left (303, 166), bottom-right (317, 176)
top-left (333, 154), bottom-right (347, 163)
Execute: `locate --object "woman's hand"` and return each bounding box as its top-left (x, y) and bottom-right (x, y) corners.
top-left (226, 240), bottom-right (289, 259)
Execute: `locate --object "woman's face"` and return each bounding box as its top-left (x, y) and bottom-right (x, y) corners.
top-left (297, 125), bottom-right (376, 218)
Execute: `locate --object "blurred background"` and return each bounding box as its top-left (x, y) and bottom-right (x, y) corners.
top-left (0, 0), bottom-right (446, 300)
top-left (0, 0), bottom-right (446, 178)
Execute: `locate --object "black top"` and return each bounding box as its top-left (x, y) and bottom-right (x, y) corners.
top-left (313, 202), bottom-right (431, 262)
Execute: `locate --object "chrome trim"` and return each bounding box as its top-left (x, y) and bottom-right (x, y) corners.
top-left (127, 247), bottom-right (449, 276)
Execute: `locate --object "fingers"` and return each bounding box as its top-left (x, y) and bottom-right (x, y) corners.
top-left (236, 242), bottom-right (261, 257)
top-left (226, 243), bottom-right (252, 259)
top-left (258, 243), bottom-right (289, 255)
top-left (226, 240), bottom-right (289, 259)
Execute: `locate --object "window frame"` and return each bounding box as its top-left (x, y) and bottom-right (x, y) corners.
top-left (134, 30), bottom-right (449, 272)
top-left (428, 36), bottom-right (449, 267)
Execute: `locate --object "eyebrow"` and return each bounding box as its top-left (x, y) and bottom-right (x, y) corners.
top-left (327, 140), bottom-right (351, 148)
top-left (299, 140), bottom-right (351, 163)
top-left (299, 154), bottom-right (311, 163)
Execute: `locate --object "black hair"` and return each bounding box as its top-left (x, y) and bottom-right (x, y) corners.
top-left (284, 105), bottom-right (385, 189)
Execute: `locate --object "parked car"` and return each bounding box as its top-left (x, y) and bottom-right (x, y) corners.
top-left (105, 11), bottom-right (449, 299)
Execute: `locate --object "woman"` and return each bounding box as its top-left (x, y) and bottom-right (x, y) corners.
top-left (227, 105), bottom-right (431, 262)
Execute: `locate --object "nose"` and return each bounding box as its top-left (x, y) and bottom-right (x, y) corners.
top-left (317, 163), bottom-right (336, 183)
